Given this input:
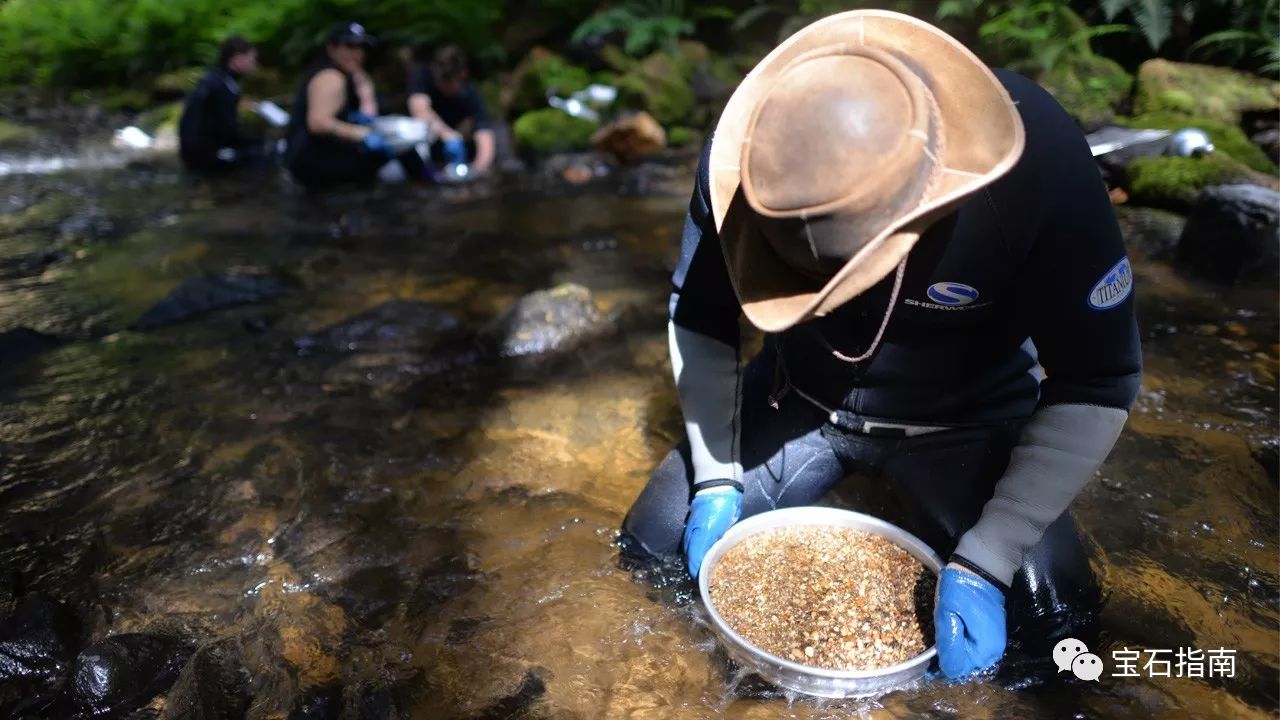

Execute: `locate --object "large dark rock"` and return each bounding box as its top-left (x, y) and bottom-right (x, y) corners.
top-left (1114, 206), bottom-right (1186, 260)
top-left (0, 594), bottom-right (81, 713)
top-left (0, 326), bottom-right (63, 366)
top-left (295, 300), bottom-right (460, 355)
top-left (158, 640), bottom-right (250, 720)
top-left (1176, 184), bottom-right (1280, 283)
top-left (64, 633), bottom-right (193, 718)
top-left (480, 284), bottom-right (615, 359)
top-left (133, 272), bottom-right (283, 330)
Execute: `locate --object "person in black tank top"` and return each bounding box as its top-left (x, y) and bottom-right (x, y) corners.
top-left (285, 22), bottom-right (424, 188)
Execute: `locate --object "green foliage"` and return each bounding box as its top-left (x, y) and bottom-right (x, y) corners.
top-left (572, 0), bottom-right (732, 57)
top-left (1125, 111), bottom-right (1277, 172)
top-left (1126, 153), bottom-right (1245, 206)
top-left (0, 0), bottom-right (506, 88)
top-left (0, 119), bottom-right (39, 147)
top-left (978, 3), bottom-right (1127, 74)
top-left (512, 108), bottom-right (597, 154)
top-left (1188, 0), bottom-right (1279, 73)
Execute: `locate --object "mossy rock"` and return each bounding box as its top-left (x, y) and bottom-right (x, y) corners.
top-left (667, 126), bottom-right (698, 148)
top-left (1123, 111), bottom-right (1276, 174)
top-left (512, 108), bottom-right (597, 155)
top-left (1040, 53), bottom-right (1133, 130)
top-left (1133, 59), bottom-right (1280, 126)
top-left (136, 102), bottom-right (185, 135)
top-left (509, 48), bottom-right (593, 117)
top-left (0, 119), bottom-right (39, 147)
top-left (152, 67), bottom-right (204, 99)
top-left (1125, 153), bottom-right (1255, 208)
top-left (614, 51), bottom-right (695, 126)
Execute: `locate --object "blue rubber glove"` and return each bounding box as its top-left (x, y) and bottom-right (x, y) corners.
top-left (682, 487), bottom-right (742, 579)
top-left (362, 131), bottom-right (394, 157)
top-left (346, 110), bottom-right (375, 126)
top-left (934, 564), bottom-right (1007, 679)
top-left (442, 136), bottom-right (467, 164)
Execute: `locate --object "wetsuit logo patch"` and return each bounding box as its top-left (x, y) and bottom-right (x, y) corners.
top-left (926, 282), bottom-right (980, 306)
top-left (1088, 257), bottom-right (1133, 310)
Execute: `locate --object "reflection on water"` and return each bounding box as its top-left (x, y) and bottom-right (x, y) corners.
top-left (0, 159), bottom-right (1275, 719)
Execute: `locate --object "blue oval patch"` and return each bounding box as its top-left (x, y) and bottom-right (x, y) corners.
top-left (926, 282), bottom-right (980, 306)
top-left (1088, 257), bottom-right (1133, 310)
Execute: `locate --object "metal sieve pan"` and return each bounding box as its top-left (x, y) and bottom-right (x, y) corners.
top-left (698, 507), bottom-right (942, 698)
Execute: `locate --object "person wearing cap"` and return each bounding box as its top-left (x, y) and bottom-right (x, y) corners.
top-left (179, 35), bottom-right (261, 173)
top-left (407, 45), bottom-right (496, 176)
top-left (284, 22), bottom-right (424, 188)
top-left (622, 10), bottom-right (1141, 680)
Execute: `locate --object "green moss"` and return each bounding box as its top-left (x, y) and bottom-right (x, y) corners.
top-left (512, 108), bottom-right (597, 155)
top-left (1040, 53), bottom-right (1133, 129)
top-left (615, 51), bottom-right (695, 126)
top-left (510, 48), bottom-right (592, 116)
top-left (136, 102), bottom-right (185, 135)
top-left (667, 126), bottom-right (697, 147)
top-left (1123, 111), bottom-right (1277, 174)
top-left (1126, 153), bottom-right (1249, 207)
top-left (0, 119), bottom-right (38, 147)
top-left (1133, 59), bottom-right (1280, 125)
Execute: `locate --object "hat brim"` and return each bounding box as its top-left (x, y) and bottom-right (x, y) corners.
top-left (710, 10), bottom-right (1025, 333)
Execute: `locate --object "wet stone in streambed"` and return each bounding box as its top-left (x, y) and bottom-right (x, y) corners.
top-left (708, 526), bottom-right (935, 672)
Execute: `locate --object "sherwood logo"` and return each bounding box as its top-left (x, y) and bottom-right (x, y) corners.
top-left (907, 282), bottom-right (990, 311)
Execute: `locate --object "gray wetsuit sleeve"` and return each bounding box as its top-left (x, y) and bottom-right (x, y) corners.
top-left (669, 140), bottom-right (744, 489)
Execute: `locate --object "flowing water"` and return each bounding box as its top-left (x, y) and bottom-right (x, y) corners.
top-left (0, 154), bottom-right (1275, 719)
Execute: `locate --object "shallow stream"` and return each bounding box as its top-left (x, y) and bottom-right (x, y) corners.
top-left (0, 154), bottom-right (1275, 719)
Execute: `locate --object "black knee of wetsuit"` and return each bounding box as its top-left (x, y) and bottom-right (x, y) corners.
top-left (622, 351), bottom-right (1101, 647)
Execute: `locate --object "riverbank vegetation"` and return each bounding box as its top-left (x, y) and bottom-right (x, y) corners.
top-left (0, 0), bottom-right (1275, 200)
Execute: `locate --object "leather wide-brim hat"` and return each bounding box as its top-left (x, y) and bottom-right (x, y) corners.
top-left (710, 10), bottom-right (1025, 332)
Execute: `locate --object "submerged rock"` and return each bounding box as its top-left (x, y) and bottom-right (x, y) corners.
top-left (294, 300), bottom-right (460, 355)
top-left (0, 326), bottom-right (63, 366)
top-left (1177, 184), bottom-right (1280, 283)
top-left (158, 640), bottom-right (250, 720)
top-left (0, 594), bottom-right (81, 712)
top-left (64, 633), bottom-right (193, 718)
top-left (133, 272), bottom-right (283, 330)
top-left (481, 284), bottom-right (614, 359)
top-left (1114, 206), bottom-right (1186, 260)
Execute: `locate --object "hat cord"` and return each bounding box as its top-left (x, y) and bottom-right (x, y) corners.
top-left (822, 255), bottom-right (908, 364)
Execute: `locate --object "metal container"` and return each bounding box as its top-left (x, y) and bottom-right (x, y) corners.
top-left (371, 115), bottom-right (433, 153)
top-left (698, 507), bottom-right (942, 699)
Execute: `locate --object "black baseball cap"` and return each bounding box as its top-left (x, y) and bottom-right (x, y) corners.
top-left (326, 22), bottom-right (376, 46)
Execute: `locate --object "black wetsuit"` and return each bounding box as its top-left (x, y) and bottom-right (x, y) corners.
top-left (179, 67), bottom-right (254, 172)
top-left (285, 62), bottom-right (421, 188)
top-left (623, 70), bottom-right (1142, 648)
top-left (407, 68), bottom-right (491, 164)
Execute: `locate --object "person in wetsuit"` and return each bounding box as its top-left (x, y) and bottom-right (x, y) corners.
top-left (178, 35), bottom-right (261, 173)
top-left (621, 11), bottom-right (1141, 680)
top-left (284, 22), bottom-right (424, 188)
top-left (407, 45), bottom-right (495, 175)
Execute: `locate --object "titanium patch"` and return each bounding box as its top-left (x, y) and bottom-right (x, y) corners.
top-left (1088, 257), bottom-right (1133, 310)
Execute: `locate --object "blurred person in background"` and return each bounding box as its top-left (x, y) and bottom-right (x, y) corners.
top-left (178, 35), bottom-right (263, 173)
top-left (284, 22), bottom-right (424, 188)
top-left (408, 44), bottom-right (495, 176)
